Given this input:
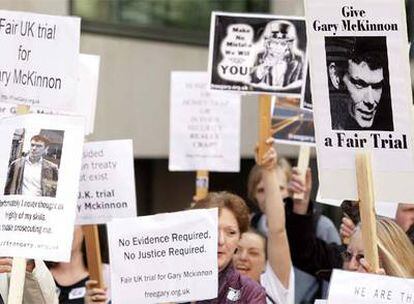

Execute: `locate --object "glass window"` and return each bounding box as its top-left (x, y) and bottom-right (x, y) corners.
top-left (70, 0), bottom-right (270, 46)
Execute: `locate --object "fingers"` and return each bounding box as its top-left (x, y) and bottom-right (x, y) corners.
top-left (289, 168), bottom-right (306, 194)
top-left (358, 258), bottom-right (371, 273)
top-left (0, 258), bottom-right (13, 273)
top-left (340, 217), bottom-right (356, 239)
top-left (86, 280), bottom-right (108, 304)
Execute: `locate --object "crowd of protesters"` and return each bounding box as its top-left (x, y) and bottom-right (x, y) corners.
top-left (3, 138), bottom-right (413, 304)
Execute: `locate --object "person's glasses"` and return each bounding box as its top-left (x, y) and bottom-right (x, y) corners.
top-left (341, 251), bottom-right (364, 263)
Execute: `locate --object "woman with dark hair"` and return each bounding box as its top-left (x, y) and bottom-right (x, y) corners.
top-left (193, 192), bottom-right (267, 303)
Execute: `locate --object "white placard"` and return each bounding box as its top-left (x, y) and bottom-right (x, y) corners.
top-left (108, 208), bottom-right (218, 304)
top-left (328, 269), bottom-right (414, 303)
top-left (316, 190), bottom-right (401, 219)
top-left (169, 71), bottom-right (240, 172)
top-left (315, 301), bottom-right (327, 304)
top-left (305, 0), bottom-right (414, 202)
top-left (74, 54), bottom-right (100, 135)
top-left (0, 114), bottom-right (84, 261)
top-left (0, 10), bottom-right (80, 111)
top-left (208, 12), bottom-right (307, 96)
top-left (0, 53), bottom-right (99, 135)
top-left (76, 140), bottom-right (137, 225)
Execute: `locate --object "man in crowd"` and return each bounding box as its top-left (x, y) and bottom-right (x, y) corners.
top-left (4, 134), bottom-right (58, 197)
top-left (327, 36), bottom-right (392, 131)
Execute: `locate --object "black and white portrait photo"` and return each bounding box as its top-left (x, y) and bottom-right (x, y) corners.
top-left (325, 36), bottom-right (393, 131)
top-left (4, 128), bottom-right (64, 198)
top-left (209, 13), bottom-right (307, 95)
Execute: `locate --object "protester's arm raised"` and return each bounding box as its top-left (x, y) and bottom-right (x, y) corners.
top-left (257, 139), bottom-right (292, 288)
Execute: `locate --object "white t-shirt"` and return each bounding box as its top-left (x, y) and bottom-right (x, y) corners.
top-left (22, 158), bottom-right (42, 196)
top-left (261, 262), bottom-right (295, 304)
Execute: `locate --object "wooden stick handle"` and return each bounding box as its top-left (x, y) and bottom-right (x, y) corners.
top-left (356, 152), bottom-right (379, 272)
top-left (258, 95), bottom-right (272, 164)
top-left (7, 258), bottom-right (26, 304)
top-left (195, 170), bottom-right (209, 201)
top-left (293, 146), bottom-right (311, 200)
top-left (82, 225), bottom-right (104, 288)
top-left (8, 105), bottom-right (31, 304)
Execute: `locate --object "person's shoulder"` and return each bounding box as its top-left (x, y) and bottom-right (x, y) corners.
top-left (239, 273), bottom-right (267, 302)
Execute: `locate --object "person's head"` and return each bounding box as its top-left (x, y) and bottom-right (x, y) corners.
top-left (233, 229), bottom-right (266, 282)
top-left (328, 37), bottom-right (386, 128)
top-left (262, 20), bottom-right (297, 60)
top-left (29, 135), bottom-right (49, 160)
top-left (247, 158), bottom-right (291, 212)
top-left (344, 218), bottom-right (414, 277)
top-left (193, 192), bottom-right (249, 272)
top-left (395, 203), bottom-right (414, 233)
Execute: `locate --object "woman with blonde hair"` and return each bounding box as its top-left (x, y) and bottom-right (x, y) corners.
top-left (345, 217), bottom-right (414, 277)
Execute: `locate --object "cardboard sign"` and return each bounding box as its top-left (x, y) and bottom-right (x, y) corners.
top-left (0, 54), bottom-right (100, 135)
top-left (328, 269), bottom-right (414, 303)
top-left (108, 209), bottom-right (218, 304)
top-left (76, 140), bottom-right (137, 225)
top-left (169, 71), bottom-right (240, 172)
top-left (208, 12), bottom-right (307, 96)
top-left (306, 0), bottom-right (414, 201)
top-left (0, 10), bottom-right (80, 111)
top-left (271, 96), bottom-right (315, 146)
top-left (73, 54), bottom-right (100, 135)
top-left (0, 114), bottom-right (84, 261)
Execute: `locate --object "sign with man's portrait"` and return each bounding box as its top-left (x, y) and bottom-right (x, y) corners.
top-left (0, 114), bottom-right (84, 261)
top-left (306, 0), bottom-right (414, 202)
top-left (208, 12), bottom-right (307, 96)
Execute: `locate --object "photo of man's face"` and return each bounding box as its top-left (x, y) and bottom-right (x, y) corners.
top-left (342, 60), bottom-right (384, 128)
top-left (29, 139), bottom-right (47, 159)
top-left (326, 36), bottom-right (392, 131)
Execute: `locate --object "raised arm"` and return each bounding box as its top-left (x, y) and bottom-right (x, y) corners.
top-left (257, 139), bottom-right (292, 288)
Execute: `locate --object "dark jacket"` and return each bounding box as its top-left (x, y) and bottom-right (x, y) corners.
top-left (196, 264), bottom-right (266, 303)
top-left (284, 198), bottom-right (345, 281)
top-left (4, 157), bottom-right (58, 197)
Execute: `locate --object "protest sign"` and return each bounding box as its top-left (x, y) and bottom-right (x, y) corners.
top-left (0, 10), bottom-right (80, 111)
top-left (169, 71), bottom-right (240, 172)
top-left (108, 208), bottom-right (218, 304)
top-left (328, 269), bottom-right (414, 303)
top-left (0, 53), bottom-right (99, 135)
top-left (305, 0), bottom-right (414, 201)
top-left (271, 96), bottom-right (315, 146)
top-left (316, 190), bottom-right (401, 219)
top-left (0, 114), bottom-right (84, 261)
top-left (208, 12), bottom-right (307, 96)
top-left (73, 54), bottom-right (100, 135)
top-left (76, 139), bottom-right (137, 225)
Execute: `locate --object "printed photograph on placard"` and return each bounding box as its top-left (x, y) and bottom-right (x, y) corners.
top-left (325, 36), bottom-right (393, 131)
top-left (4, 128), bottom-right (64, 198)
top-left (209, 12), bottom-right (307, 95)
top-left (271, 97), bottom-right (315, 145)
